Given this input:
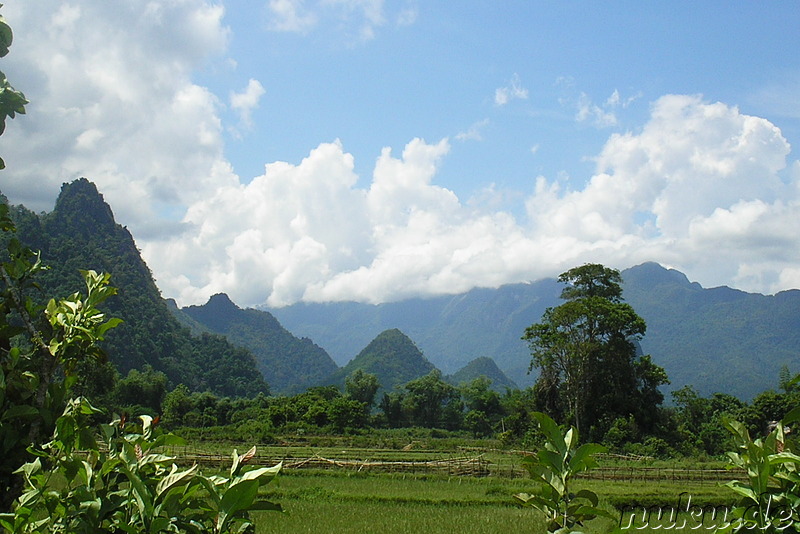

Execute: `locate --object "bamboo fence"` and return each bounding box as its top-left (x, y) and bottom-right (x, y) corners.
top-left (162, 446), bottom-right (743, 483)
top-left (167, 449), bottom-right (491, 477)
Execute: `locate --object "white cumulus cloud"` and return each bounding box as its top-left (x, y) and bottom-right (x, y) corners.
top-left (455, 119), bottom-right (489, 142)
top-left (147, 95), bottom-right (800, 307)
top-left (266, 0), bottom-right (318, 33)
top-left (574, 89), bottom-right (641, 128)
top-left (266, 0), bottom-right (396, 41)
top-left (528, 94), bottom-right (797, 291)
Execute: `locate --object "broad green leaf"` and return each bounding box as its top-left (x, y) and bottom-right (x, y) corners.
top-left (569, 443), bottom-right (606, 473)
top-left (723, 417), bottom-right (750, 444)
top-left (572, 489), bottom-right (600, 507)
top-left (151, 433), bottom-right (187, 449)
top-left (78, 396), bottom-right (103, 415)
top-left (0, 17), bottom-right (13, 56)
top-left (231, 445), bottom-right (257, 478)
top-left (538, 449), bottom-right (564, 473)
top-left (217, 479), bottom-right (259, 532)
top-left (194, 475), bottom-right (223, 507)
top-left (206, 474), bottom-right (228, 486)
top-left (101, 457), bottom-right (123, 476)
top-left (139, 453), bottom-right (177, 467)
top-left (533, 412), bottom-right (566, 455)
top-left (149, 516), bottom-right (171, 533)
top-left (514, 492), bottom-right (534, 504)
top-left (156, 463), bottom-right (198, 498)
top-left (568, 503), bottom-right (614, 520)
top-left (769, 451), bottom-right (800, 465)
top-left (236, 463), bottom-right (282, 483)
top-left (79, 459), bottom-right (94, 486)
top-left (782, 405), bottom-right (800, 425)
top-left (14, 457), bottom-right (41, 479)
top-left (96, 317), bottom-right (123, 337)
top-left (230, 448), bottom-right (241, 478)
top-left (724, 480), bottom-right (758, 503)
top-left (140, 414), bottom-right (153, 438)
top-left (123, 466), bottom-right (155, 519)
top-left (0, 515), bottom-right (14, 531)
top-left (563, 427), bottom-right (577, 454)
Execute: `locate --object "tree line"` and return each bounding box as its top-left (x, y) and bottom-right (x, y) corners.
top-left (104, 355), bottom-right (798, 460)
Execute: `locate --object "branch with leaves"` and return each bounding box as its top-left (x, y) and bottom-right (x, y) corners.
top-left (0, 7), bottom-right (29, 170)
top-left (514, 412), bottom-right (613, 533)
top-left (0, 400), bottom-right (282, 533)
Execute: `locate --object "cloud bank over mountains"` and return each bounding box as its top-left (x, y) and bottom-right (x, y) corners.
top-left (2, 2), bottom-right (799, 307)
top-left (151, 95), bottom-right (799, 307)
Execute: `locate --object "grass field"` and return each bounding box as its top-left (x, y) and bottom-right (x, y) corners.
top-left (246, 468), bottom-right (739, 533)
top-left (178, 438), bottom-right (743, 533)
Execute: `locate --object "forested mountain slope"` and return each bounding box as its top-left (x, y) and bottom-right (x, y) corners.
top-left (181, 293), bottom-right (338, 394)
top-left (622, 262), bottom-right (800, 400)
top-left (1, 179), bottom-right (268, 398)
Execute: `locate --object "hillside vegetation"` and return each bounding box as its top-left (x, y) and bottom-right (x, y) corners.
top-left (328, 328), bottom-right (436, 393)
top-left (180, 293), bottom-right (338, 394)
top-left (1, 179), bottom-right (267, 398)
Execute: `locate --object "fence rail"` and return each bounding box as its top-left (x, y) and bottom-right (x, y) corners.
top-left (161, 447), bottom-right (743, 483)
top-left (577, 466), bottom-right (742, 484)
top-left (169, 450), bottom-right (491, 477)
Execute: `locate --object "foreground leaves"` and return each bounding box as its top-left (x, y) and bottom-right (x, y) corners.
top-left (714, 407), bottom-right (800, 533)
top-left (0, 400), bottom-right (282, 533)
top-left (1, 237), bottom-right (121, 510)
top-left (514, 412), bottom-right (612, 533)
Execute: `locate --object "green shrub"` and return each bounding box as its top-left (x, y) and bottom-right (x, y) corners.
top-left (0, 398), bottom-right (282, 533)
top-left (717, 407), bottom-right (800, 533)
top-left (514, 412), bottom-right (613, 533)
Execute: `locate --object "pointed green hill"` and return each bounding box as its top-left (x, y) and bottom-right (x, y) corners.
top-left (447, 357), bottom-right (518, 392)
top-left (330, 329), bottom-right (436, 392)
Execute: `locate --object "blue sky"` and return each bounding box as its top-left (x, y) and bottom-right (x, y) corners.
top-left (2, 1), bottom-right (800, 307)
top-left (211, 2), bottom-right (800, 196)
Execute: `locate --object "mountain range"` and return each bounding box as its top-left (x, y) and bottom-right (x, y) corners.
top-left (3, 179), bottom-right (798, 401)
top-left (265, 264), bottom-right (800, 399)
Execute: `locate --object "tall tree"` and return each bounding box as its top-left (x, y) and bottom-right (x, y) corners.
top-left (345, 369), bottom-right (380, 408)
top-left (401, 370), bottom-right (463, 429)
top-left (523, 263), bottom-right (668, 441)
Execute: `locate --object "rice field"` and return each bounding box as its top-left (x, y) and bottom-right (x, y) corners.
top-left (247, 467), bottom-right (739, 533)
top-left (178, 440), bottom-right (744, 533)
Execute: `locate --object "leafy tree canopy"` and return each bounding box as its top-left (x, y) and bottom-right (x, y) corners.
top-left (523, 263), bottom-right (668, 442)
